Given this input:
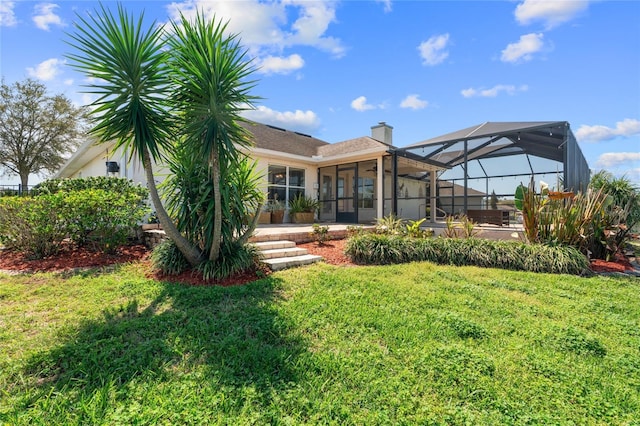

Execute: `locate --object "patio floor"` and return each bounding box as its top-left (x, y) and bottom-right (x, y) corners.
top-left (250, 221), bottom-right (525, 244)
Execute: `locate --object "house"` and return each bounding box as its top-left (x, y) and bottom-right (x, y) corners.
top-left (55, 121), bottom-right (445, 224)
top-left (55, 120), bottom-right (589, 224)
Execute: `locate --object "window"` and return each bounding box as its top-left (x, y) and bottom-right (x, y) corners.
top-left (267, 165), bottom-right (305, 203)
top-left (358, 177), bottom-right (374, 208)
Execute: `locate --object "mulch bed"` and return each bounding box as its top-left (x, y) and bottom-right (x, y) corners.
top-left (1, 239), bottom-right (636, 285)
top-left (0, 240), bottom-right (351, 286)
top-left (0, 244), bottom-right (148, 273)
top-left (298, 238), bottom-right (354, 266)
top-left (589, 252), bottom-right (635, 273)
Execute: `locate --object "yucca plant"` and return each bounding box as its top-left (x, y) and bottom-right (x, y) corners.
top-left (66, 4), bottom-right (202, 266)
top-left (167, 12), bottom-right (258, 263)
top-left (161, 140), bottom-right (264, 278)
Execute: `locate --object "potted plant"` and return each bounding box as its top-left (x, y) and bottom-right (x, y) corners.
top-left (257, 204), bottom-right (271, 224)
top-left (141, 211), bottom-right (161, 230)
top-left (269, 198), bottom-right (286, 224)
top-left (289, 194), bottom-right (319, 224)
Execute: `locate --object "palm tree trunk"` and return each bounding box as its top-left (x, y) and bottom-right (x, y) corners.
top-left (142, 147), bottom-right (203, 266)
top-left (209, 147), bottom-right (222, 262)
top-left (237, 200), bottom-right (263, 246)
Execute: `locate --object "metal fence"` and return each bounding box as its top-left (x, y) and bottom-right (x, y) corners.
top-left (0, 184), bottom-right (35, 196)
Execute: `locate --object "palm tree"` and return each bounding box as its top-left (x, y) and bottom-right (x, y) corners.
top-left (66, 4), bottom-right (202, 265)
top-left (167, 12), bottom-right (258, 262)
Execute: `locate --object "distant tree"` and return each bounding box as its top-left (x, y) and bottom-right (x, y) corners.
top-left (0, 78), bottom-right (86, 187)
top-left (490, 190), bottom-right (499, 209)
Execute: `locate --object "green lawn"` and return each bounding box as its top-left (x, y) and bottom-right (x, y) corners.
top-left (1, 262), bottom-right (638, 424)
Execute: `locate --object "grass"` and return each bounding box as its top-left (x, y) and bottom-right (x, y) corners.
top-left (1, 261), bottom-right (639, 424)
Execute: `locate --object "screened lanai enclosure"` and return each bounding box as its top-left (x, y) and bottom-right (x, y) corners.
top-left (392, 121), bottom-right (590, 221)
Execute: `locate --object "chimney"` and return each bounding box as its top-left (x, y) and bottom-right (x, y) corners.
top-left (371, 122), bottom-right (393, 145)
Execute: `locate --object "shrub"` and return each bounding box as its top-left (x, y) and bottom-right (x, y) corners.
top-left (443, 215), bottom-right (479, 238)
top-left (309, 223), bottom-right (331, 245)
top-left (0, 178), bottom-right (149, 258)
top-left (375, 213), bottom-right (404, 235)
top-left (404, 218), bottom-right (434, 238)
top-left (32, 176), bottom-right (148, 199)
top-left (345, 234), bottom-right (589, 275)
top-left (375, 214), bottom-right (433, 238)
top-left (518, 177), bottom-right (636, 260)
top-left (198, 242), bottom-right (261, 280)
top-left (0, 195), bottom-right (68, 258)
top-left (589, 171), bottom-right (640, 259)
top-left (150, 240), bottom-right (190, 276)
top-left (60, 189), bottom-right (148, 253)
top-left (346, 225), bottom-right (367, 238)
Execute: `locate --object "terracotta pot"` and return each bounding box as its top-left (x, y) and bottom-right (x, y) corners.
top-left (271, 210), bottom-right (285, 224)
top-left (141, 223), bottom-right (161, 230)
top-left (292, 212), bottom-right (315, 224)
top-left (258, 211), bottom-right (271, 224)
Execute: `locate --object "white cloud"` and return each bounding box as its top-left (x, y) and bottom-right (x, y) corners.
top-left (257, 54), bottom-right (304, 75)
top-left (33, 3), bottom-right (64, 31)
top-left (241, 105), bottom-right (320, 133)
top-left (166, 0), bottom-right (345, 58)
top-left (515, 0), bottom-right (589, 29)
top-left (418, 33), bottom-right (450, 66)
top-left (376, 0), bottom-right (392, 13)
top-left (0, 1), bottom-right (17, 27)
top-left (595, 152), bottom-right (640, 168)
top-left (26, 58), bottom-right (65, 81)
top-left (624, 168), bottom-right (640, 183)
top-left (501, 33), bottom-right (544, 63)
top-left (63, 78), bottom-right (73, 86)
top-left (461, 84), bottom-right (529, 98)
top-left (400, 94), bottom-right (428, 110)
top-left (350, 96), bottom-right (377, 112)
top-left (575, 119), bottom-right (640, 142)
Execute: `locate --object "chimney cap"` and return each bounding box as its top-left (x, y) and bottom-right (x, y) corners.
top-left (372, 121), bottom-right (393, 129)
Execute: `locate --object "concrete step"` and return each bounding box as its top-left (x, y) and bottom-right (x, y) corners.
top-left (260, 247), bottom-right (309, 259)
top-left (254, 240), bottom-right (323, 271)
top-left (262, 254), bottom-right (324, 271)
top-left (253, 240), bottom-right (297, 251)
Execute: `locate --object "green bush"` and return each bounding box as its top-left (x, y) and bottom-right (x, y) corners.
top-left (32, 176), bottom-right (148, 199)
top-left (0, 196), bottom-right (68, 258)
top-left (197, 242), bottom-right (261, 280)
top-left (150, 240), bottom-right (190, 276)
top-left (345, 234), bottom-right (589, 275)
top-left (60, 189), bottom-right (148, 253)
top-left (0, 178), bottom-right (149, 257)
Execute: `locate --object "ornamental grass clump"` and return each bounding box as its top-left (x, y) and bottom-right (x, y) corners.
top-left (345, 234), bottom-right (589, 275)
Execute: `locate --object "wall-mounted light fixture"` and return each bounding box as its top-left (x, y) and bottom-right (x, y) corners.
top-left (106, 161), bottom-right (120, 174)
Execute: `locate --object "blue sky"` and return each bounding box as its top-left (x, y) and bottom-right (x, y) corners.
top-left (1, 0), bottom-right (639, 186)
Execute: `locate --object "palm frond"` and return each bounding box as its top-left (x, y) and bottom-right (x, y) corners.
top-left (65, 3), bottom-right (173, 162)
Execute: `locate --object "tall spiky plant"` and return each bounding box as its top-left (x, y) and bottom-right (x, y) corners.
top-left (66, 3), bottom-right (202, 266)
top-left (167, 12), bottom-right (258, 263)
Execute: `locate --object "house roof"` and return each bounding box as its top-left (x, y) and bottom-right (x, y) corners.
top-left (317, 136), bottom-right (390, 157)
top-left (438, 181), bottom-right (486, 197)
top-left (240, 121), bottom-right (329, 157)
top-left (55, 120), bottom-right (450, 179)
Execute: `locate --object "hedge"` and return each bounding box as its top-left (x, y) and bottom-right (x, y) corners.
top-left (345, 234), bottom-right (590, 275)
